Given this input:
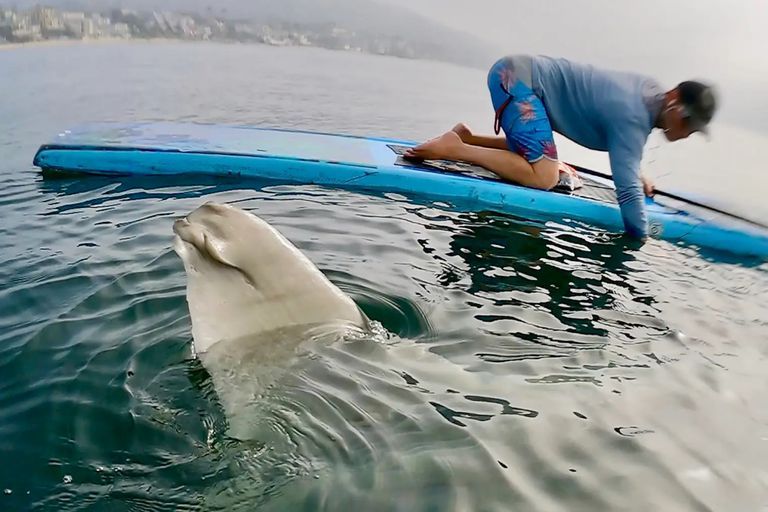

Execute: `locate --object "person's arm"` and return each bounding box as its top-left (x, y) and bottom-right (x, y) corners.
top-left (608, 126), bottom-right (648, 239)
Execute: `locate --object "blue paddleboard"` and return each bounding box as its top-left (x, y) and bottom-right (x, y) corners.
top-left (33, 122), bottom-right (768, 258)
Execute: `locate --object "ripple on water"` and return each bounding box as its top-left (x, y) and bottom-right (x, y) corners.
top-left (0, 169), bottom-right (766, 511)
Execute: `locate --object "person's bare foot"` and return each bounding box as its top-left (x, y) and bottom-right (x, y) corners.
top-left (451, 123), bottom-right (472, 142)
top-left (403, 131), bottom-right (463, 161)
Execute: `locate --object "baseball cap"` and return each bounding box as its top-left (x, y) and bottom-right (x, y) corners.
top-left (678, 81), bottom-right (717, 135)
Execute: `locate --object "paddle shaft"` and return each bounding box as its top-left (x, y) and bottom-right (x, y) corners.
top-left (569, 163), bottom-right (768, 230)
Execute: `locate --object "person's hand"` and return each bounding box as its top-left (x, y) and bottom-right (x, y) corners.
top-left (641, 174), bottom-right (655, 197)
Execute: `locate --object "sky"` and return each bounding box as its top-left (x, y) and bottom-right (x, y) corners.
top-left (386, 0), bottom-right (768, 134)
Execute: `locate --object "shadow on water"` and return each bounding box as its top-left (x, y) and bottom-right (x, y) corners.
top-left (408, 208), bottom-right (676, 369)
top-left (37, 170), bottom-right (254, 214)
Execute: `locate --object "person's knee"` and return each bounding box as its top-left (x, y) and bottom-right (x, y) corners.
top-left (531, 158), bottom-right (559, 190)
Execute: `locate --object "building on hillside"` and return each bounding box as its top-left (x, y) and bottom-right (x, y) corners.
top-left (32, 7), bottom-right (64, 31)
top-left (82, 18), bottom-right (96, 38)
top-left (11, 24), bottom-right (43, 42)
top-left (61, 12), bottom-right (86, 38)
top-left (111, 22), bottom-right (131, 38)
top-left (0, 10), bottom-right (16, 22)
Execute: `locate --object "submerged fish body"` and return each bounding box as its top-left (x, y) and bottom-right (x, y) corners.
top-left (173, 202), bottom-right (369, 433)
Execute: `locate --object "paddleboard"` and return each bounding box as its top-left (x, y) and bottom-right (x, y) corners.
top-left (33, 122), bottom-right (768, 258)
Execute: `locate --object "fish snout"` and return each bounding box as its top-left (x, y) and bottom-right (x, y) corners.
top-left (172, 217), bottom-right (192, 238)
top-left (173, 217), bottom-right (207, 251)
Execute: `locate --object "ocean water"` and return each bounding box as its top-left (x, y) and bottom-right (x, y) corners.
top-left (1, 41), bottom-right (767, 511)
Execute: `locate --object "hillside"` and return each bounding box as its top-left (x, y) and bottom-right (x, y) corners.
top-left (7, 0), bottom-right (495, 67)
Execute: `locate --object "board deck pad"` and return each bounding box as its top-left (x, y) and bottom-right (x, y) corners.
top-left (387, 144), bottom-right (618, 205)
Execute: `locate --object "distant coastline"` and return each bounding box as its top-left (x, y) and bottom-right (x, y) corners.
top-left (0, 6), bottom-right (430, 61)
top-left (0, 37), bottom-right (224, 51)
top-left (0, 36), bottom-right (146, 50)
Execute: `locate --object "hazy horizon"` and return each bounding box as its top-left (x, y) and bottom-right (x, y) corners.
top-left (2, 0), bottom-right (496, 67)
top-left (7, 0), bottom-right (766, 135)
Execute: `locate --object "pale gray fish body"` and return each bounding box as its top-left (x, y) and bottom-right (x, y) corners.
top-left (172, 202), bottom-right (369, 435)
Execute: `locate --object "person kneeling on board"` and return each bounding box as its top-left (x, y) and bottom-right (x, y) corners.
top-left (404, 55), bottom-right (717, 239)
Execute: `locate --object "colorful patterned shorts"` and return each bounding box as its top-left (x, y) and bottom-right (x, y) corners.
top-left (488, 56), bottom-right (558, 163)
